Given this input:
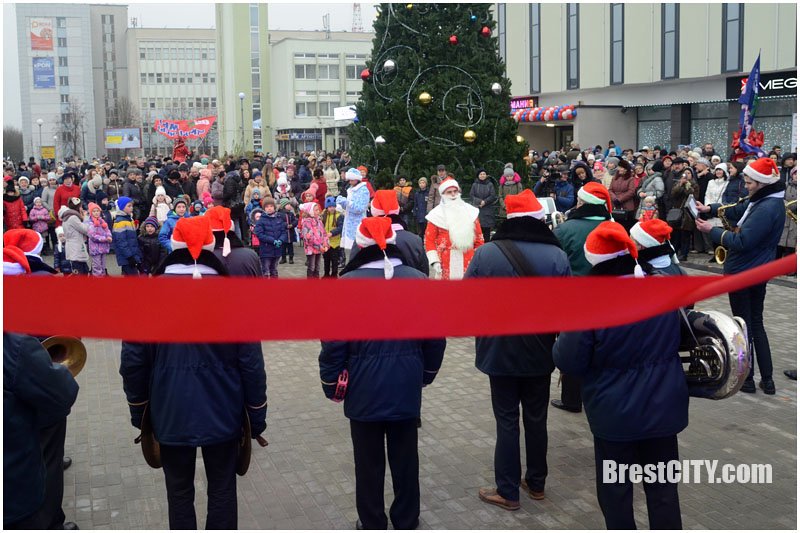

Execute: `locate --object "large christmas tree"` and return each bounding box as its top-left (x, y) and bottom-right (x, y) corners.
top-left (347, 3), bottom-right (526, 190)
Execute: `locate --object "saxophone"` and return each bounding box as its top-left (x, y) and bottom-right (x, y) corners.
top-left (714, 199), bottom-right (746, 264)
top-left (786, 200), bottom-right (797, 222)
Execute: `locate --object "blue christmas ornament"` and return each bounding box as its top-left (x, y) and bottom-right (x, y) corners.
top-left (353, 116), bottom-right (359, 124)
top-left (470, 14), bottom-right (477, 22)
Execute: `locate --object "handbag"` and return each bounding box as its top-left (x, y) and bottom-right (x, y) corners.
top-left (611, 208), bottom-right (629, 223)
top-left (666, 208), bottom-right (683, 225)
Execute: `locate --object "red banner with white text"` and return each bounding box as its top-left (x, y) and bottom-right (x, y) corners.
top-left (154, 116), bottom-right (216, 140)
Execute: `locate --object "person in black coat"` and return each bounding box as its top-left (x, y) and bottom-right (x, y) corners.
top-left (138, 217), bottom-right (167, 275)
top-left (121, 170), bottom-right (146, 223)
top-left (319, 217), bottom-right (445, 530)
top-left (465, 189), bottom-right (571, 511)
top-left (553, 221), bottom-right (688, 530)
top-left (3, 333), bottom-right (79, 530)
top-left (120, 216), bottom-right (267, 530)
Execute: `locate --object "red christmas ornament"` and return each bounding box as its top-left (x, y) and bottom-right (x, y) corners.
top-left (449, 35), bottom-right (458, 45)
top-left (480, 26), bottom-right (491, 37)
top-left (360, 68), bottom-right (371, 81)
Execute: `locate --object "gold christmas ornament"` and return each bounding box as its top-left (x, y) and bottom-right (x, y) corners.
top-left (516, 135), bottom-right (525, 144)
top-left (418, 92), bottom-right (432, 105)
top-left (464, 130), bottom-right (477, 143)
top-left (406, 4), bottom-right (413, 10)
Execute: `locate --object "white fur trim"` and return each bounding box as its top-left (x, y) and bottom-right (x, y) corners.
top-left (577, 188), bottom-right (606, 205)
top-left (3, 262), bottom-right (27, 276)
top-left (439, 180), bottom-right (461, 195)
top-left (164, 264), bottom-right (219, 276)
top-left (583, 244), bottom-right (630, 266)
top-left (743, 163), bottom-right (780, 184)
top-left (507, 208), bottom-right (545, 220)
top-left (448, 249), bottom-right (464, 280)
top-left (426, 249), bottom-right (440, 265)
top-left (355, 226), bottom-right (397, 249)
top-left (629, 223), bottom-right (661, 248)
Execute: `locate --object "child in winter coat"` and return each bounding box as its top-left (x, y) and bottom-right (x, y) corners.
top-left (638, 196), bottom-right (659, 222)
top-left (191, 199), bottom-right (206, 216)
top-left (150, 186), bottom-right (173, 223)
top-left (85, 202), bottom-right (113, 276)
top-left (112, 197), bottom-right (143, 275)
top-left (53, 226), bottom-right (72, 275)
top-left (138, 216), bottom-right (166, 275)
top-left (279, 199), bottom-right (298, 264)
top-left (28, 197), bottom-right (51, 246)
top-left (201, 191), bottom-right (215, 211)
top-left (321, 196), bottom-right (344, 278)
top-left (254, 198), bottom-right (288, 278)
top-left (249, 208), bottom-right (264, 252)
top-left (246, 189), bottom-right (263, 218)
top-left (299, 201), bottom-right (329, 278)
top-left (99, 196), bottom-right (114, 229)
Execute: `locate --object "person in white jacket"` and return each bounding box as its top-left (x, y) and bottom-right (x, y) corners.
top-left (701, 163), bottom-right (730, 260)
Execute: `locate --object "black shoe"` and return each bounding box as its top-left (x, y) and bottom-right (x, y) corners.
top-left (784, 370), bottom-right (797, 381)
top-left (677, 255), bottom-right (688, 262)
top-left (740, 379), bottom-right (756, 393)
top-left (356, 519), bottom-right (364, 530)
top-left (64, 522), bottom-right (79, 530)
top-left (63, 457), bottom-right (72, 470)
top-left (759, 379), bottom-right (776, 395)
top-left (550, 399), bottom-right (581, 413)
top-left (288, 257), bottom-right (294, 264)
top-left (279, 257), bottom-right (287, 264)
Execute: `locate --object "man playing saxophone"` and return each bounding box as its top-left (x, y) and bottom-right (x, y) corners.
top-left (695, 157), bottom-right (786, 395)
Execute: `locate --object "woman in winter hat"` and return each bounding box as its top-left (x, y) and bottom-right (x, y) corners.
top-left (498, 165), bottom-right (524, 220)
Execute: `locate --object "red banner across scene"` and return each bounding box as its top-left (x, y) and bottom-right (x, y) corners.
top-left (153, 116), bottom-right (217, 140)
top-left (3, 255), bottom-right (796, 343)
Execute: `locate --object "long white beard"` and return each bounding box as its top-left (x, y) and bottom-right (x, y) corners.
top-left (441, 196), bottom-right (476, 251)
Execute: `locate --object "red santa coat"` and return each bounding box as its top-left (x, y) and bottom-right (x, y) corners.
top-left (424, 201), bottom-right (484, 280)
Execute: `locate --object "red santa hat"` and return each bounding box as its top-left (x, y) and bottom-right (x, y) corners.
top-left (355, 217), bottom-right (397, 279)
top-left (505, 189), bottom-right (545, 220)
top-left (3, 245), bottom-right (31, 275)
top-left (170, 216), bottom-right (216, 279)
top-left (438, 178), bottom-right (461, 195)
top-left (204, 206), bottom-right (233, 257)
top-left (4, 228), bottom-right (44, 256)
top-left (577, 182), bottom-right (613, 214)
top-left (630, 219), bottom-right (680, 264)
top-left (584, 221), bottom-right (644, 277)
top-left (370, 189), bottom-right (400, 216)
top-left (743, 157), bottom-right (781, 184)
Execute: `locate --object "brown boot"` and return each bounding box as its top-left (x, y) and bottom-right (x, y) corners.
top-left (521, 479), bottom-right (545, 500)
top-left (478, 488), bottom-right (520, 511)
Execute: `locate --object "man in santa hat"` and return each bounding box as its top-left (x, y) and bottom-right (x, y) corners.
top-left (630, 219), bottom-right (685, 276)
top-left (3, 228), bottom-right (57, 274)
top-left (424, 177), bottom-right (484, 280)
top-left (551, 182), bottom-right (613, 414)
top-left (465, 189), bottom-right (571, 512)
top-left (320, 217), bottom-right (445, 530)
top-left (205, 205), bottom-right (262, 277)
top-left (120, 216), bottom-right (267, 529)
top-left (554, 221), bottom-right (687, 530)
top-left (695, 156), bottom-right (786, 395)
top-left (349, 189), bottom-right (428, 275)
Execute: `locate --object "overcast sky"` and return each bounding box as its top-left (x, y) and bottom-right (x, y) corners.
top-left (3, 2), bottom-right (378, 128)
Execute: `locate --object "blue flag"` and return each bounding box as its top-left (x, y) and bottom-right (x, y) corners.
top-left (738, 53), bottom-right (765, 157)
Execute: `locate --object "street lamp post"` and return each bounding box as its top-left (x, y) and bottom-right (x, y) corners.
top-left (53, 135), bottom-right (58, 167)
top-left (238, 92), bottom-right (246, 155)
top-left (36, 118), bottom-right (44, 162)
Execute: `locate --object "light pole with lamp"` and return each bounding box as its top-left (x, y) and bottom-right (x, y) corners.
top-left (238, 92), bottom-right (246, 155)
top-left (36, 118), bottom-right (44, 163)
top-left (53, 135), bottom-right (58, 167)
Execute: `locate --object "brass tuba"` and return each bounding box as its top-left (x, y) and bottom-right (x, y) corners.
top-left (679, 310), bottom-right (750, 400)
top-left (714, 199), bottom-right (745, 264)
top-left (41, 336), bottom-right (87, 377)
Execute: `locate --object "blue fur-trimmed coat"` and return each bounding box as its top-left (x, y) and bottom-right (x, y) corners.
top-left (341, 182), bottom-right (370, 249)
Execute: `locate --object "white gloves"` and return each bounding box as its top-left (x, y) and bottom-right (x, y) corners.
top-left (431, 262), bottom-right (443, 280)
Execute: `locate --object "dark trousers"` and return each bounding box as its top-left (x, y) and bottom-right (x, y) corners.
top-left (594, 435), bottom-right (682, 530)
top-left (323, 247), bottom-right (340, 277)
top-left (416, 220), bottom-right (427, 238)
top-left (70, 261), bottom-right (89, 275)
top-left (350, 419), bottom-right (419, 530)
top-left (160, 439), bottom-right (238, 530)
top-left (480, 225), bottom-right (492, 244)
top-left (674, 229), bottom-right (692, 258)
top-left (729, 282), bottom-right (773, 381)
top-left (306, 253), bottom-right (321, 277)
top-left (488, 375), bottom-right (550, 501)
top-left (120, 264), bottom-right (139, 276)
top-left (281, 241), bottom-right (294, 259)
top-left (560, 373), bottom-right (582, 409)
top-left (260, 256), bottom-right (279, 278)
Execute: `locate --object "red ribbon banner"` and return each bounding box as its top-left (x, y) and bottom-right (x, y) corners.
top-left (3, 255), bottom-right (796, 343)
top-left (154, 116), bottom-right (217, 140)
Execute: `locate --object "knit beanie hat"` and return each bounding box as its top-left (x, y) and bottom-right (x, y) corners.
top-left (170, 216), bottom-right (216, 279)
top-left (155, 186), bottom-right (167, 197)
top-left (577, 182), bottom-right (613, 213)
top-left (370, 189), bottom-right (400, 216)
top-left (355, 217), bottom-right (397, 279)
top-left (299, 202), bottom-right (317, 216)
top-left (278, 198), bottom-right (290, 211)
top-left (504, 189), bottom-right (545, 220)
top-left (173, 196), bottom-right (188, 210)
top-left (117, 196), bottom-right (133, 212)
top-left (584, 221), bottom-right (644, 277)
top-left (205, 206), bottom-right (234, 257)
top-left (324, 196), bottom-right (337, 209)
top-left (143, 216), bottom-right (160, 230)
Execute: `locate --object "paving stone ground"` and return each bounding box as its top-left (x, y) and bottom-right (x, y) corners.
top-left (56, 247), bottom-right (796, 529)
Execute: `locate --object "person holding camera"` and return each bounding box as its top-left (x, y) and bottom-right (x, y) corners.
top-left (669, 169), bottom-right (699, 261)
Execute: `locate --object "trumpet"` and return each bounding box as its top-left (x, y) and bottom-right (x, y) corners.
top-left (41, 336), bottom-right (87, 377)
top-left (714, 199), bottom-right (745, 265)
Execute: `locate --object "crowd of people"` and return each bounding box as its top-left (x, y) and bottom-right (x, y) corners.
top-left (3, 139), bottom-right (795, 530)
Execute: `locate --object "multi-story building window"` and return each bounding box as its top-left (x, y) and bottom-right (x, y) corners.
top-left (318, 64), bottom-right (340, 80)
top-left (59, 76), bottom-right (69, 86)
top-left (529, 4), bottom-right (540, 93)
top-left (295, 64), bottom-right (317, 79)
top-left (722, 3), bottom-right (743, 73)
top-left (610, 3), bottom-right (624, 85)
top-left (57, 37), bottom-right (67, 48)
top-left (661, 4), bottom-right (679, 79)
top-left (566, 3), bottom-right (579, 89)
